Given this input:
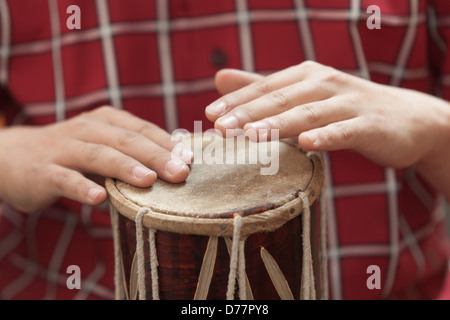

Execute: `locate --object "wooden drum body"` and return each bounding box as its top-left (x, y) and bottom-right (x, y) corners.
top-left (106, 134), bottom-right (325, 300)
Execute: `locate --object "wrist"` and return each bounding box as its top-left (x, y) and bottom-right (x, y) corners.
top-left (413, 101), bottom-right (450, 201)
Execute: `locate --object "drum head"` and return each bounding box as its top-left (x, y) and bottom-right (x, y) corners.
top-left (111, 133), bottom-right (318, 219)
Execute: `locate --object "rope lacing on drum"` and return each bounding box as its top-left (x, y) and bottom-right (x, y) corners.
top-left (109, 204), bottom-right (125, 300)
top-left (110, 150), bottom-right (328, 301)
top-left (226, 214), bottom-right (247, 300)
top-left (135, 207), bottom-right (159, 300)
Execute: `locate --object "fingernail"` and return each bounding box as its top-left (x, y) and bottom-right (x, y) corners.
top-left (217, 115), bottom-right (238, 129)
top-left (206, 101), bottom-right (227, 116)
top-left (133, 165), bottom-right (155, 180)
top-left (87, 188), bottom-right (102, 202)
top-left (166, 158), bottom-right (187, 176)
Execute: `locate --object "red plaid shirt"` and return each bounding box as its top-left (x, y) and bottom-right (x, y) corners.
top-left (0, 0), bottom-right (449, 300)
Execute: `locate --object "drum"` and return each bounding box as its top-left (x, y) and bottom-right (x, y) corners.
top-left (106, 133), bottom-right (326, 300)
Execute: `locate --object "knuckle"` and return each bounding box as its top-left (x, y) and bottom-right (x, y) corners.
top-left (337, 123), bottom-right (355, 142)
top-left (344, 93), bottom-right (359, 106)
top-left (298, 60), bottom-right (319, 71)
top-left (301, 104), bottom-right (321, 124)
top-left (91, 105), bottom-right (128, 120)
top-left (145, 146), bottom-right (168, 165)
top-left (269, 115), bottom-right (288, 130)
top-left (29, 161), bottom-right (44, 176)
top-left (54, 172), bottom-right (69, 190)
top-left (27, 162), bottom-right (46, 186)
top-left (95, 105), bottom-right (114, 115)
top-left (251, 78), bottom-right (271, 94)
top-left (48, 168), bottom-right (71, 194)
top-left (270, 91), bottom-right (289, 109)
top-left (136, 123), bottom-right (158, 137)
top-left (234, 106), bottom-right (257, 124)
top-left (61, 174), bottom-right (90, 200)
top-left (321, 69), bottom-right (346, 84)
top-left (117, 131), bottom-right (141, 148)
top-left (67, 116), bottom-right (91, 130)
top-left (84, 143), bottom-right (103, 163)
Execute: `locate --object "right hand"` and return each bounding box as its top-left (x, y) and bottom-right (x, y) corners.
top-left (0, 106), bottom-right (191, 213)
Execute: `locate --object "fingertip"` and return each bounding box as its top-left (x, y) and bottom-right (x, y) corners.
top-left (243, 121), bottom-right (272, 142)
top-left (214, 69), bottom-right (263, 96)
top-left (143, 170), bottom-right (158, 185)
top-left (132, 165), bottom-right (153, 178)
top-left (205, 100), bottom-right (228, 121)
top-left (87, 186), bottom-right (107, 205)
top-left (298, 131), bottom-right (322, 150)
top-left (205, 110), bottom-right (216, 122)
top-left (170, 167), bottom-right (190, 184)
top-left (164, 158), bottom-right (190, 183)
top-left (171, 143), bottom-right (194, 164)
top-left (214, 68), bottom-right (239, 91)
top-left (214, 68), bottom-right (233, 82)
top-left (213, 121), bottom-right (229, 138)
top-left (215, 68), bottom-right (262, 87)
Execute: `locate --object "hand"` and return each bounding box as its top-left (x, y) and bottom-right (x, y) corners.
top-left (0, 106), bottom-right (191, 213)
top-left (205, 61), bottom-right (450, 170)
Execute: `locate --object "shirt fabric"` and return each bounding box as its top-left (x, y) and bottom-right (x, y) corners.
top-left (0, 0), bottom-right (449, 300)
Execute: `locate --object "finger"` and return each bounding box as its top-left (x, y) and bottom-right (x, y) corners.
top-left (46, 164), bottom-right (107, 206)
top-left (71, 121), bottom-right (191, 182)
top-left (242, 96), bottom-right (355, 140)
top-left (72, 135), bottom-right (189, 187)
top-left (84, 106), bottom-right (176, 151)
top-left (298, 118), bottom-right (363, 152)
top-left (205, 61), bottom-right (323, 120)
top-left (215, 80), bottom-right (334, 133)
top-left (59, 140), bottom-right (164, 186)
top-left (214, 69), bottom-right (263, 95)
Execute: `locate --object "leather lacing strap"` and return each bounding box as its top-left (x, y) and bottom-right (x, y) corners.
top-left (299, 192), bottom-right (315, 300)
top-left (135, 207), bottom-right (159, 300)
top-left (109, 204), bottom-right (125, 300)
top-left (226, 214), bottom-right (247, 300)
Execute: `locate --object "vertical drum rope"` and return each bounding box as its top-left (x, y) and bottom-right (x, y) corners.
top-left (319, 191), bottom-right (329, 300)
top-left (226, 214), bottom-right (247, 300)
top-left (109, 204), bottom-right (125, 300)
top-left (135, 207), bottom-right (160, 300)
top-left (135, 208), bottom-right (147, 300)
top-left (148, 227), bottom-right (160, 300)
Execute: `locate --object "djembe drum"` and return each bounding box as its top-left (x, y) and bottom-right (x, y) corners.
top-left (106, 133), bottom-right (326, 300)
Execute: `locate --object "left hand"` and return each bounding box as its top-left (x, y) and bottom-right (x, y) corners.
top-left (205, 61), bottom-right (450, 171)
